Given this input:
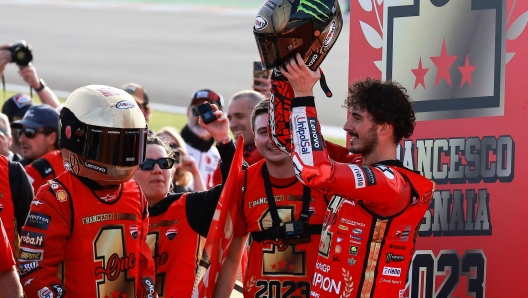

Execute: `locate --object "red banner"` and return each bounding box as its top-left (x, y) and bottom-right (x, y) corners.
top-left (193, 136), bottom-right (245, 298)
top-left (349, 0), bottom-right (527, 296)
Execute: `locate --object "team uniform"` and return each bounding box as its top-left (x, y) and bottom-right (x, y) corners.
top-left (18, 173), bottom-right (156, 297)
top-left (181, 125), bottom-right (220, 189)
top-left (212, 143), bottom-right (263, 187)
top-left (147, 142), bottom-right (234, 297)
top-left (25, 150), bottom-right (66, 194)
top-left (234, 159), bottom-right (329, 297)
top-left (0, 218), bottom-right (16, 272)
top-left (284, 97), bottom-right (435, 297)
top-left (0, 155), bottom-right (34, 254)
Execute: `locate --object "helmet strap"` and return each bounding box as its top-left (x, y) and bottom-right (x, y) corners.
top-left (319, 69), bottom-right (333, 98)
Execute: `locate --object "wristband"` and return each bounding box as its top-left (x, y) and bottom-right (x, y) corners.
top-left (34, 79), bottom-right (46, 92)
top-left (216, 136), bottom-right (232, 146)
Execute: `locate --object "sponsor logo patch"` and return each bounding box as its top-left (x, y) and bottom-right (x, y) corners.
top-left (116, 100), bottom-right (135, 109)
top-left (383, 266), bottom-right (402, 277)
top-left (386, 252), bottom-right (405, 263)
top-left (349, 245), bottom-right (359, 256)
top-left (361, 165), bottom-right (377, 186)
top-left (84, 161), bottom-right (107, 174)
top-left (55, 190), bottom-right (68, 202)
top-left (349, 164), bottom-right (366, 188)
top-left (254, 15), bottom-right (268, 31)
top-left (129, 225), bottom-right (138, 240)
top-left (20, 230), bottom-right (45, 247)
top-left (308, 118), bottom-right (323, 151)
top-left (18, 261), bottom-right (41, 277)
top-left (323, 20), bottom-right (337, 47)
top-left (166, 228), bottom-right (178, 240)
top-left (19, 247), bottom-right (44, 261)
top-left (25, 212), bottom-right (51, 230)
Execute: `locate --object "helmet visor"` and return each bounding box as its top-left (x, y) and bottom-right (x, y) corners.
top-left (254, 20), bottom-right (314, 69)
top-left (83, 125), bottom-right (147, 167)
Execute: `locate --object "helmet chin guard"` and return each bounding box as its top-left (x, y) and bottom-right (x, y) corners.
top-left (254, 0), bottom-right (343, 72)
top-left (59, 85), bottom-right (147, 184)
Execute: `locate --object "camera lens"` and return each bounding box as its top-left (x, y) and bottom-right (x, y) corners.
top-left (10, 40), bottom-right (33, 66)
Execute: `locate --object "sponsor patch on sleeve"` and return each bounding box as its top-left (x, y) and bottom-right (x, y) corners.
top-left (348, 164), bottom-right (367, 188)
top-left (25, 212), bottom-right (52, 230)
top-left (361, 165), bottom-right (377, 186)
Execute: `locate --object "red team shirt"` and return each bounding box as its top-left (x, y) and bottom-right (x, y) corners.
top-left (286, 97), bottom-right (435, 297)
top-left (147, 193), bottom-right (205, 298)
top-left (234, 159), bottom-right (329, 298)
top-left (18, 173), bottom-right (156, 297)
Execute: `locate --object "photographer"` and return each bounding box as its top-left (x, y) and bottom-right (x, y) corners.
top-left (0, 42), bottom-right (61, 110)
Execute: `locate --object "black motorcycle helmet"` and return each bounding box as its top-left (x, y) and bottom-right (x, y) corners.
top-left (254, 0), bottom-right (343, 71)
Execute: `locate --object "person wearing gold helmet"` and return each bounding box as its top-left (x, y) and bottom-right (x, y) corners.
top-left (18, 85), bottom-right (157, 297)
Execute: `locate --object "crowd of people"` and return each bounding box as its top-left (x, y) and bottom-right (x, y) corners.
top-left (0, 0), bottom-right (435, 296)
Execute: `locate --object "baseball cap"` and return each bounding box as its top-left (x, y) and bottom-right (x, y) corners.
top-left (2, 93), bottom-right (34, 119)
top-left (11, 104), bottom-right (59, 131)
top-left (190, 89), bottom-right (224, 110)
top-left (121, 83), bottom-right (149, 107)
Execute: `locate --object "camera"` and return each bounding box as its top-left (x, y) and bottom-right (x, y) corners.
top-left (197, 102), bottom-right (217, 124)
top-left (9, 40), bottom-right (33, 66)
top-left (283, 221), bottom-right (311, 245)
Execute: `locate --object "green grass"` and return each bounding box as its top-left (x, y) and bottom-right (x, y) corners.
top-left (3, 90), bottom-right (345, 146)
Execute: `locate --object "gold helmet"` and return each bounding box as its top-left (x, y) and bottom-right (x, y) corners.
top-left (58, 85), bottom-right (147, 184)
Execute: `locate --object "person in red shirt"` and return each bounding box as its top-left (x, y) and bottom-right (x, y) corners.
top-left (134, 104), bottom-right (240, 297)
top-left (0, 217), bottom-right (23, 297)
top-left (271, 53), bottom-right (435, 297)
top-left (0, 154), bottom-right (34, 254)
top-left (215, 99), bottom-right (330, 297)
top-left (18, 85), bottom-right (157, 297)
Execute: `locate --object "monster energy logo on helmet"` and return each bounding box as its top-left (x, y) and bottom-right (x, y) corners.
top-left (297, 0), bottom-right (330, 21)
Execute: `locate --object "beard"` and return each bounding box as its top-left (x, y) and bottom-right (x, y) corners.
top-left (349, 124), bottom-right (379, 156)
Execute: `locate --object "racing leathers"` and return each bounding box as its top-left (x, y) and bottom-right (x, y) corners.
top-left (273, 96), bottom-right (435, 297)
top-left (234, 159), bottom-right (330, 297)
top-left (25, 150), bottom-right (66, 195)
top-left (18, 173), bottom-right (157, 298)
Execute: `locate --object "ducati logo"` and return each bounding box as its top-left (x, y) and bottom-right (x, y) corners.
top-left (166, 228), bottom-right (178, 240)
top-left (129, 225), bottom-right (138, 240)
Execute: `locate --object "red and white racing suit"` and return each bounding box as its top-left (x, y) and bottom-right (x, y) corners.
top-left (19, 173), bottom-right (157, 298)
top-left (270, 95), bottom-right (435, 297)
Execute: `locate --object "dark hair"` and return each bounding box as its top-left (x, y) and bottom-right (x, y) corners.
top-left (146, 136), bottom-right (176, 160)
top-left (345, 77), bottom-right (416, 143)
top-left (251, 99), bottom-right (269, 132)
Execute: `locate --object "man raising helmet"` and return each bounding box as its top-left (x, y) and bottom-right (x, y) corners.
top-left (18, 85), bottom-right (157, 297)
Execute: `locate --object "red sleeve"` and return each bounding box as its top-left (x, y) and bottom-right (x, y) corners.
top-left (19, 184), bottom-right (71, 296)
top-left (24, 164), bottom-right (50, 195)
top-left (137, 193), bottom-right (158, 297)
top-left (0, 218), bottom-right (15, 272)
top-left (288, 99), bottom-right (408, 208)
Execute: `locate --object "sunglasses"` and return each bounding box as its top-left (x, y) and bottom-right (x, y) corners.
top-left (138, 157), bottom-right (175, 171)
top-left (16, 127), bottom-right (48, 139)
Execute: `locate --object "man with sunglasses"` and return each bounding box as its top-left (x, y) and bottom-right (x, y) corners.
top-left (181, 89), bottom-right (224, 189)
top-left (11, 104), bottom-right (65, 193)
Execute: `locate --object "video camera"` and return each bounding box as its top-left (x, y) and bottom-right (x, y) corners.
top-left (8, 40), bottom-right (33, 66)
